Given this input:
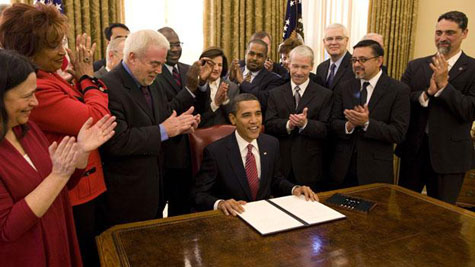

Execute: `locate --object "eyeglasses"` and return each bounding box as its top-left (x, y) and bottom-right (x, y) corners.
top-left (169, 42), bottom-right (183, 48)
top-left (350, 56), bottom-right (379, 64)
top-left (324, 36), bottom-right (347, 42)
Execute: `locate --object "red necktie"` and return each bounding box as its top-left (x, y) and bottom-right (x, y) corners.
top-left (245, 144), bottom-right (259, 200)
top-left (172, 67), bottom-right (182, 87)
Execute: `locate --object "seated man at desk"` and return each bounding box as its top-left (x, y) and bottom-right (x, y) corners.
top-left (192, 94), bottom-right (318, 216)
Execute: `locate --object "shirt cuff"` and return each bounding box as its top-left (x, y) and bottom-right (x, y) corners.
top-left (418, 91), bottom-right (429, 107)
top-left (363, 120), bottom-right (370, 131)
top-left (210, 100), bottom-right (219, 112)
top-left (213, 199), bottom-right (223, 210)
top-left (159, 124), bottom-right (169, 141)
top-left (185, 87), bottom-right (196, 98)
top-left (222, 98), bottom-right (230, 105)
top-left (286, 121), bottom-right (292, 134)
top-left (345, 122), bottom-right (355, 134)
top-left (434, 86), bottom-right (446, 97)
top-left (291, 185), bottom-right (299, 195)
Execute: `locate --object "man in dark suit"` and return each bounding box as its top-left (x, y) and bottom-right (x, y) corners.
top-left (361, 33), bottom-right (388, 74)
top-left (100, 30), bottom-right (202, 226)
top-left (192, 94), bottom-right (318, 216)
top-left (154, 27), bottom-right (196, 216)
top-left (93, 23), bottom-right (130, 72)
top-left (250, 31), bottom-right (288, 77)
top-left (229, 39), bottom-right (282, 115)
top-left (314, 23), bottom-right (355, 91)
top-left (265, 45), bottom-right (332, 191)
top-left (396, 11), bottom-right (475, 204)
top-left (331, 40), bottom-right (410, 188)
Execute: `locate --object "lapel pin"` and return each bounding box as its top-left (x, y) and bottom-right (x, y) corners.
top-left (263, 152), bottom-right (267, 155)
top-left (459, 67), bottom-right (463, 71)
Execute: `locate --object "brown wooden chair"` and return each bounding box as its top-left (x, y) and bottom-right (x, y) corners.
top-left (188, 125), bottom-right (236, 176)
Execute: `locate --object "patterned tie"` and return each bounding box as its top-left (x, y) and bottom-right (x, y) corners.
top-left (360, 82), bottom-right (370, 106)
top-left (141, 86), bottom-right (153, 110)
top-left (172, 66), bottom-right (182, 87)
top-left (326, 63), bottom-right (337, 88)
top-left (294, 86), bottom-right (301, 110)
top-left (244, 72), bottom-right (252, 83)
top-left (245, 144), bottom-right (259, 200)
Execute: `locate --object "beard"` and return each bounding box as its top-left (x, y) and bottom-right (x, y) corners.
top-left (437, 41), bottom-right (451, 55)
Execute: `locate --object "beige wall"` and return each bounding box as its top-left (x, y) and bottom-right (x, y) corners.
top-left (413, 0), bottom-right (473, 59)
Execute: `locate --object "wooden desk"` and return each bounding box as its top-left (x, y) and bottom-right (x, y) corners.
top-left (97, 184), bottom-right (475, 266)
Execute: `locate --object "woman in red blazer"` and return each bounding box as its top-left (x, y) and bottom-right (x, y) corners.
top-left (0, 50), bottom-right (115, 267)
top-left (0, 3), bottom-right (110, 266)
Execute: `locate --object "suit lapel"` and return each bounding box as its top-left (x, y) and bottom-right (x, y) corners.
top-left (283, 83), bottom-right (296, 112)
top-left (161, 66), bottom-right (181, 94)
top-left (256, 136), bottom-right (271, 199)
top-left (297, 82), bottom-right (317, 112)
top-left (119, 65), bottom-right (155, 121)
top-left (368, 73), bottom-right (388, 111)
top-left (449, 52), bottom-right (469, 82)
top-left (331, 52), bottom-right (351, 90)
top-left (227, 134), bottom-right (253, 200)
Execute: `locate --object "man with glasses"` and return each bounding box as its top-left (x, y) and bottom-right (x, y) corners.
top-left (265, 45), bottom-right (332, 191)
top-left (315, 23), bottom-right (355, 91)
top-left (396, 11), bottom-right (475, 204)
top-left (330, 39), bottom-right (410, 189)
top-left (100, 30), bottom-right (201, 226)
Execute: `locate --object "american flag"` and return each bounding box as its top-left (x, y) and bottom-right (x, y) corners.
top-left (34, 0), bottom-right (64, 14)
top-left (282, 0), bottom-right (304, 41)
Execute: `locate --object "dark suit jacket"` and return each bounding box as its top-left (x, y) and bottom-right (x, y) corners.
top-left (100, 62), bottom-right (194, 225)
top-left (93, 58), bottom-right (106, 72)
top-left (192, 133), bottom-right (295, 211)
top-left (155, 62), bottom-right (198, 169)
top-left (395, 52), bottom-right (475, 174)
top-left (314, 52), bottom-right (355, 91)
top-left (331, 72), bottom-right (410, 185)
top-left (238, 63), bottom-right (282, 114)
top-left (198, 78), bottom-right (239, 128)
top-left (94, 66), bottom-right (108, 79)
top-left (271, 62), bottom-right (288, 77)
top-left (265, 80), bottom-right (332, 187)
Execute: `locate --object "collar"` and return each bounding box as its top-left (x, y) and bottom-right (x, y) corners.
top-left (244, 67), bottom-right (262, 77)
top-left (122, 61), bottom-right (142, 89)
top-left (235, 130), bottom-right (259, 153)
top-left (210, 77), bottom-right (221, 88)
top-left (291, 77), bottom-right (310, 95)
top-left (330, 51), bottom-right (348, 67)
top-left (165, 63), bottom-right (178, 74)
top-left (361, 69), bottom-right (383, 88)
top-left (447, 50), bottom-right (463, 70)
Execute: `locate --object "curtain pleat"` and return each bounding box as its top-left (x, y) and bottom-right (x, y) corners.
top-left (204, 0), bottom-right (286, 62)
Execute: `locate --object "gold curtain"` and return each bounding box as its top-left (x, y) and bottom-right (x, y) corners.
top-left (367, 0), bottom-right (418, 80)
top-left (367, 0), bottom-right (418, 183)
top-left (204, 0), bottom-right (286, 62)
top-left (11, 0), bottom-right (125, 60)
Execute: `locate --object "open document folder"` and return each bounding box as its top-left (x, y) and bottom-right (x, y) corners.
top-left (237, 195), bottom-right (346, 235)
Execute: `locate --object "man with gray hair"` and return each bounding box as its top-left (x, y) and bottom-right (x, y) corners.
top-left (315, 23), bottom-right (355, 91)
top-left (100, 29), bottom-right (203, 226)
top-left (266, 45), bottom-right (332, 191)
top-left (94, 36), bottom-right (126, 79)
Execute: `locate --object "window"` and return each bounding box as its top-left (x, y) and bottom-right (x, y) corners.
top-left (124, 0), bottom-right (204, 65)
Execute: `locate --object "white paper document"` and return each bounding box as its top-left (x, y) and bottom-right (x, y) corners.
top-left (237, 195), bottom-right (346, 235)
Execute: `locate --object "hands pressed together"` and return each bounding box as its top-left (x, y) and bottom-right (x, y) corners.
top-left (162, 106), bottom-right (201, 138)
top-left (426, 52), bottom-right (449, 97)
top-left (50, 115), bottom-right (116, 179)
top-left (344, 104), bottom-right (370, 132)
top-left (288, 107), bottom-right (308, 130)
top-left (229, 59), bottom-right (244, 84)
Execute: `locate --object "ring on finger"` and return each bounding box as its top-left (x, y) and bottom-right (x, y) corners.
top-left (84, 57), bottom-right (90, 63)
